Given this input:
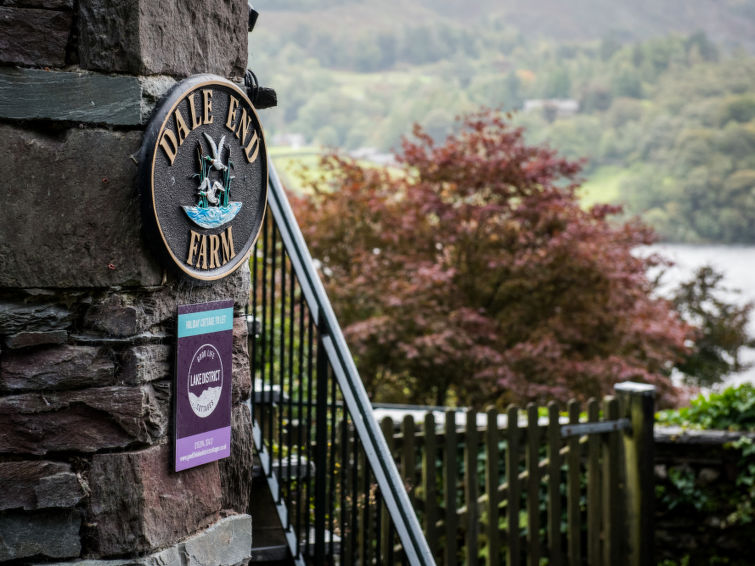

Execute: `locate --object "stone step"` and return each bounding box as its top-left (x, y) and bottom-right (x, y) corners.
top-left (250, 528), bottom-right (342, 564)
top-left (252, 456), bottom-right (314, 482)
top-left (249, 543), bottom-right (289, 563)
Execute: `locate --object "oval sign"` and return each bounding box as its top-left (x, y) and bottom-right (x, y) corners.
top-left (140, 74), bottom-right (267, 281)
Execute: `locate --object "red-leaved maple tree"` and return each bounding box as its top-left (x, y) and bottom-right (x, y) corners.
top-left (292, 111), bottom-right (689, 407)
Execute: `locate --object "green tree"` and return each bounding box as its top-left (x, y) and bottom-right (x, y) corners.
top-left (580, 82), bottom-right (613, 112)
top-left (684, 31), bottom-right (719, 63)
top-left (719, 94), bottom-right (755, 125)
top-left (353, 36), bottom-right (383, 72)
top-left (672, 266), bottom-right (755, 387)
top-left (401, 26), bottom-right (441, 65)
top-left (542, 67), bottom-right (572, 98)
top-left (376, 32), bottom-right (398, 69)
top-left (611, 63), bottom-right (643, 98)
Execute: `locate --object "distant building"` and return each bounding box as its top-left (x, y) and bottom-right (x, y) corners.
top-left (271, 132), bottom-right (306, 148)
top-left (349, 147), bottom-right (396, 166)
top-left (523, 98), bottom-right (579, 119)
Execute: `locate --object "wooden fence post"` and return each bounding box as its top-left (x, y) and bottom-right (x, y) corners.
top-left (485, 407), bottom-right (500, 566)
top-left (546, 402), bottom-right (562, 566)
top-left (615, 382), bottom-right (656, 566)
top-left (444, 409), bottom-right (458, 565)
top-left (602, 396), bottom-right (623, 566)
top-left (506, 405), bottom-right (521, 566)
top-left (423, 412), bottom-right (439, 558)
top-left (464, 409), bottom-right (479, 565)
top-left (566, 400), bottom-right (581, 566)
top-left (586, 399), bottom-right (601, 566)
top-left (525, 403), bottom-right (541, 566)
top-left (402, 415), bottom-right (417, 508)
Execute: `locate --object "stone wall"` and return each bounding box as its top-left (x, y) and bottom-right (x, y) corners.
top-left (654, 427), bottom-right (755, 565)
top-left (0, 1), bottom-right (256, 563)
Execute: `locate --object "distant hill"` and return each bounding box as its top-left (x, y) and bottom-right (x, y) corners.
top-left (254, 0), bottom-right (755, 52)
top-left (250, 0), bottom-right (755, 244)
top-left (498, 0), bottom-right (755, 49)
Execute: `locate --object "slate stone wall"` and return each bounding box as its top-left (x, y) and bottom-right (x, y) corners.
top-left (0, 1), bottom-right (255, 563)
top-left (1, 0), bottom-right (246, 77)
top-left (654, 427), bottom-right (755, 565)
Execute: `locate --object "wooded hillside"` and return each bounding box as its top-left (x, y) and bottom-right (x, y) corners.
top-left (250, 0), bottom-right (755, 243)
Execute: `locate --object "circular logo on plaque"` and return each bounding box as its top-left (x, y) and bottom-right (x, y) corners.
top-left (139, 75), bottom-right (268, 281)
top-left (187, 343), bottom-right (224, 418)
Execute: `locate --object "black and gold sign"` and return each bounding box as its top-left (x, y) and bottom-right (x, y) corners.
top-left (140, 75), bottom-right (267, 281)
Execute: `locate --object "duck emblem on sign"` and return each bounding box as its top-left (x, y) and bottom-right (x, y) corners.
top-left (183, 133), bottom-right (243, 229)
top-left (139, 74), bottom-right (268, 281)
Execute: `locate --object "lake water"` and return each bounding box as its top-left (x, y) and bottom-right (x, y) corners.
top-left (645, 244), bottom-right (755, 388)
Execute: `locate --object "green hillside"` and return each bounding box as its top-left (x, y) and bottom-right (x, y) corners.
top-left (250, 0), bottom-right (755, 244)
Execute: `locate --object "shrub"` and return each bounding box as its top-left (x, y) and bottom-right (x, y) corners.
top-left (656, 384), bottom-right (755, 431)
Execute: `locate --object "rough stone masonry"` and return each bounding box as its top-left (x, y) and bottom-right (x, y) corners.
top-left (0, 1), bottom-right (256, 563)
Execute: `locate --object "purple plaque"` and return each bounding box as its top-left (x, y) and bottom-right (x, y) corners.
top-left (174, 299), bottom-right (234, 471)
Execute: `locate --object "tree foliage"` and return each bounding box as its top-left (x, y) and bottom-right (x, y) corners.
top-left (671, 266), bottom-right (755, 387)
top-left (657, 384), bottom-right (755, 431)
top-left (292, 111), bottom-right (690, 407)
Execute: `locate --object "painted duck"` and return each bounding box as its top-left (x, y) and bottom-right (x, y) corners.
top-left (204, 133), bottom-right (228, 172)
top-left (197, 177), bottom-right (226, 206)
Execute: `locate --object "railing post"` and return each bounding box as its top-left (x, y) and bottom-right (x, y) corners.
top-left (314, 315), bottom-right (329, 564)
top-left (615, 381), bottom-right (656, 566)
top-left (381, 417), bottom-right (396, 562)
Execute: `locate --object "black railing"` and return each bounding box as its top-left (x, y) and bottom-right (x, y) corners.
top-left (249, 160), bottom-right (435, 565)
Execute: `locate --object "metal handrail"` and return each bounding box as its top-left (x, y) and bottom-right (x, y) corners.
top-left (254, 158), bottom-right (435, 565)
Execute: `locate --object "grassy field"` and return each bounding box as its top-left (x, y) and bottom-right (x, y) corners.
top-left (578, 165), bottom-right (629, 208)
top-left (272, 147), bottom-right (632, 206)
top-left (273, 148), bottom-right (630, 213)
top-left (269, 146), bottom-right (327, 193)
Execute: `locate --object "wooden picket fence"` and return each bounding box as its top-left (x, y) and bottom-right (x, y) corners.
top-left (376, 383), bottom-right (656, 566)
